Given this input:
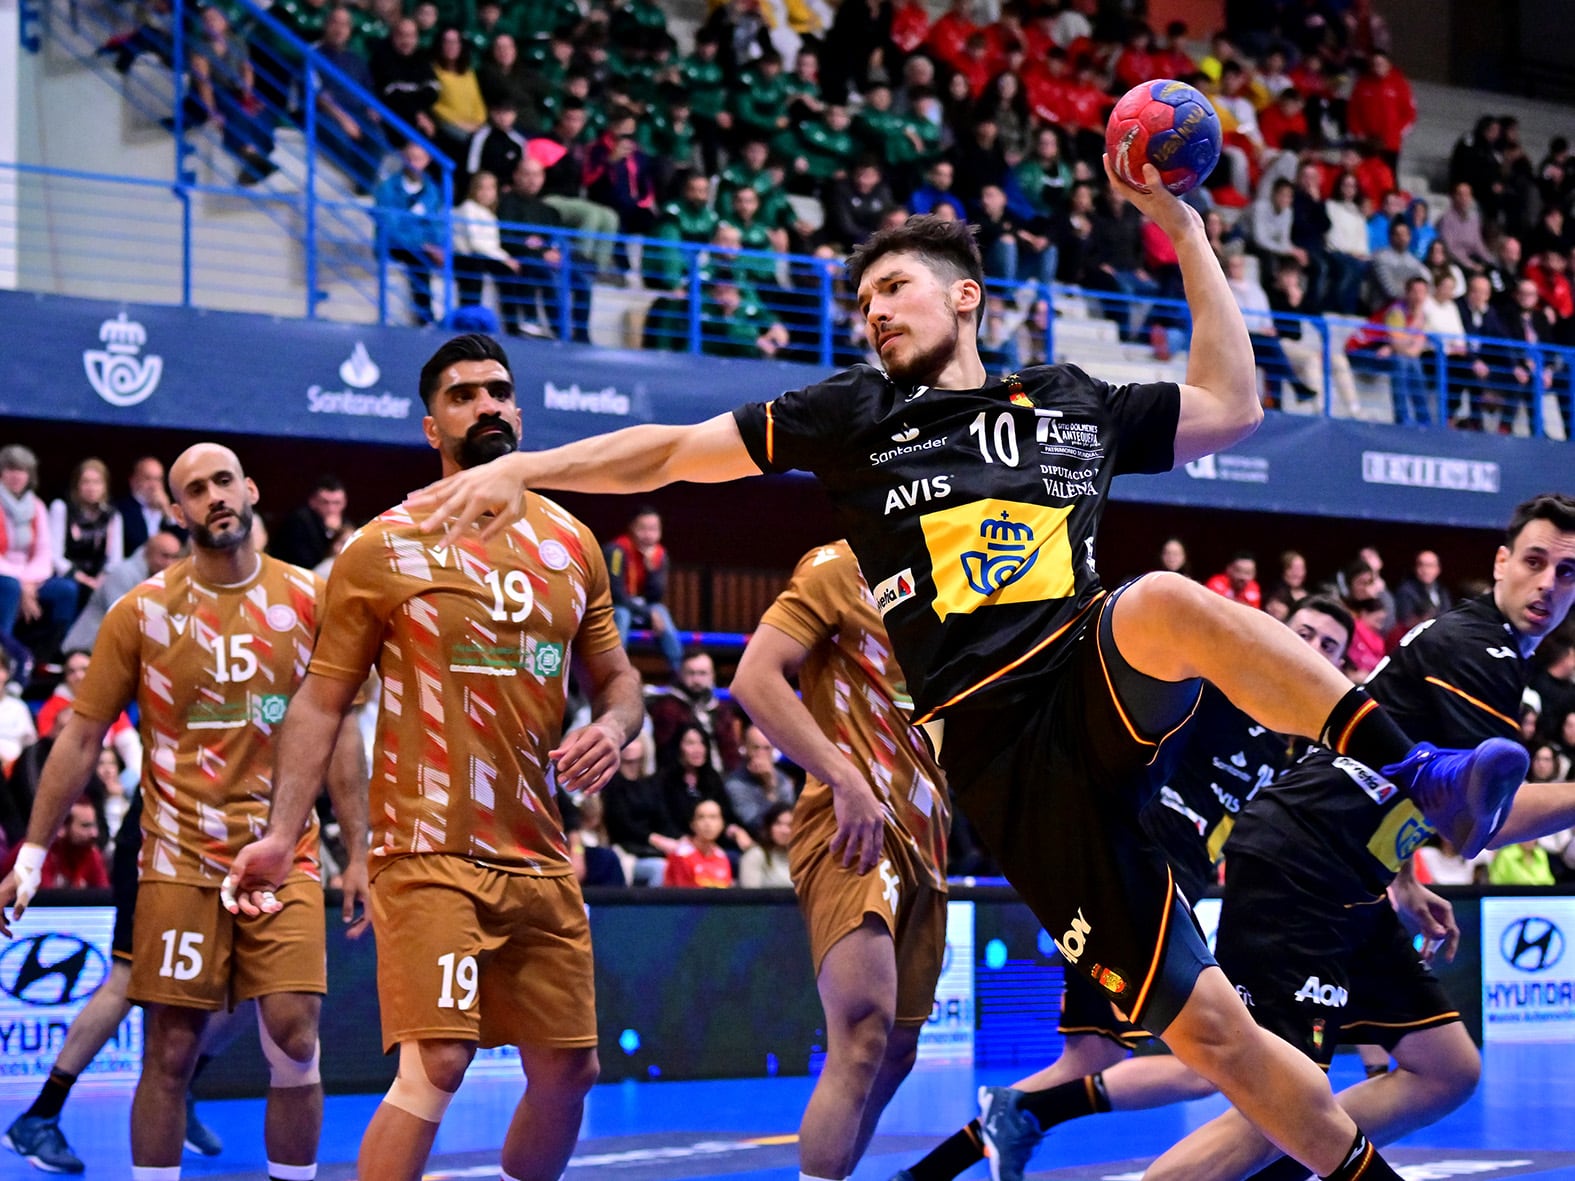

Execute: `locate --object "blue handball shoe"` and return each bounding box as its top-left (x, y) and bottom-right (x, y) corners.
top-left (2, 1114), bottom-right (84, 1174)
top-left (1383, 738), bottom-right (1529, 860)
top-left (978, 1085), bottom-right (1045, 1181)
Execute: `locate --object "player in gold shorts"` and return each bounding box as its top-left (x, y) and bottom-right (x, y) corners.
top-left (0, 444), bottom-right (370, 1181)
top-left (226, 333), bottom-right (645, 1181)
top-left (732, 539), bottom-right (950, 1181)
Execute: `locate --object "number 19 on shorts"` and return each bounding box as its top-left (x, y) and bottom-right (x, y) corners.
top-left (436, 952), bottom-right (478, 1010)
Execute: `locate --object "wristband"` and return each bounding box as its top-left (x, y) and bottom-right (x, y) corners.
top-left (12, 843), bottom-right (46, 911)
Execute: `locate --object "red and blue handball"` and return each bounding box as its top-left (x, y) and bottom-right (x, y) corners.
top-left (1105, 79), bottom-right (1222, 196)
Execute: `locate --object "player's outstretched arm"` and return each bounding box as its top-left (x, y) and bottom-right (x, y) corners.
top-left (326, 705), bottom-right (372, 937)
top-left (552, 642), bottom-right (646, 797)
top-left (407, 413), bottom-right (762, 547)
top-left (224, 672), bottom-right (361, 917)
top-left (0, 712), bottom-right (114, 934)
top-left (1104, 156), bottom-right (1261, 465)
top-left (1488, 780), bottom-right (1575, 847)
top-left (732, 624), bottom-right (886, 874)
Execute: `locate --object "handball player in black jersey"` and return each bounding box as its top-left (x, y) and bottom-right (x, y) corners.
top-left (1145, 493), bottom-right (1575, 1181)
top-left (890, 597), bottom-right (1355, 1181)
top-left (408, 161), bottom-right (1528, 1181)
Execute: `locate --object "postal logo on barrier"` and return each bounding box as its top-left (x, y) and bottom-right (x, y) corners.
top-left (83, 313), bottom-right (163, 407)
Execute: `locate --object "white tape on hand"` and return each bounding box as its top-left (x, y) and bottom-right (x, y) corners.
top-left (220, 873), bottom-right (240, 913)
top-left (12, 844), bottom-right (46, 913)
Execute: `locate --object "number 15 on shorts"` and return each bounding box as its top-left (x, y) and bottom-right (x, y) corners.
top-left (160, 930), bottom-right (205, 980)
top-left (437, 952), bottom-right (478, 1010)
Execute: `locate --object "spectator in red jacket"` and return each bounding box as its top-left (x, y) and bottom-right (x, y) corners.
top-left (1259, 88), bottom-right (1309, 151)
top-left (664, 799), bottom-right (734, 888)
top-left (924, 0), bottom-right (976, 70)
top-left (2, 800), bottom-right (108, 889)
top-left (890, 0), bottom-right (929, 54)
top-left (1347, 51), bottom-right (1416, 169)
top-left (1205, 551), bottom-right (1263, 609)
top-left (605, 506), bottom-right (684, 675)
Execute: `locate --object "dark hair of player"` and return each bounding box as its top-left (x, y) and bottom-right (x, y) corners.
top-left (1294, 594), bottom-right (1354, 639)
top-left (846, 214), bottom-right (987, 327)
top-left (418, 334), bottom-right (513, 409)
top-left (1505, 493), bottom-right (1575, 549)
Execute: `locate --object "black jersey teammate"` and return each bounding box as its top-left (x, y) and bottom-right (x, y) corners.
top-left (407, 162), bottom-right (1528, 1181)
top-left (1146, 492), bottom-right (1575, 1181)
top-left (891, 597), bottom-right (1359, 1181)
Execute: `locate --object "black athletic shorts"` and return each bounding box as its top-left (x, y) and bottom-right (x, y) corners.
top-left (1215, 852), bottom-right (1460, 1068)
top-left (110, 793), bottom-right (143, 961)
top-left (938, 578), bottom-right (1212, 1035)
top-left (1058, 811), bottom-right (1216, 1046)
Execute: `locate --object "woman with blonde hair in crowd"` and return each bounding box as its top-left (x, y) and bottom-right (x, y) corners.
top-left (49, 458), bottom-right (123, 610)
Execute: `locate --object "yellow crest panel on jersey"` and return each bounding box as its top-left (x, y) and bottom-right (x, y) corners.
top-left (920, 498), bottom-right (1076, 621)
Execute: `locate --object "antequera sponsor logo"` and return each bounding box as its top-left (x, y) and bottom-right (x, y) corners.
top-left (83, 313), bottom-right (163, 407)
top-left (307, 343), bottom-right (413, 418)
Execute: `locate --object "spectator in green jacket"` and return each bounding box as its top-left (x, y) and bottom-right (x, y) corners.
top-left (700, 277), bottom-right (790, 358)
top-left (731, 50), bottom-right (793, 142)
top-left (677, 29), bottom-right (730, 172)
top-left (781, 104), bottom-right (858, 193)
top-left (648, 172), bottom-right (721, 290)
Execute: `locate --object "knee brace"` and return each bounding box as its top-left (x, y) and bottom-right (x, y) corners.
top-left (383, 1042), bottom-right (457, 1124)
top-left (256, 1009), bottom-right (321, 1088)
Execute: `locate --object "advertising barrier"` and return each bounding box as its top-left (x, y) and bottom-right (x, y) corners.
top-left (1482, 897), bottom-right (1575, 1043)
top-left (0, 888), bottom-right (1563, 1097)
top-left (0, 907), bottom-right (142, 1091)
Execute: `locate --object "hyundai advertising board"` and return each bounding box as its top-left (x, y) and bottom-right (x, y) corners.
top-left (0, 908), bottom-right (142, 1093)
top-left (1481, 897), bottom-right (1575, 1043)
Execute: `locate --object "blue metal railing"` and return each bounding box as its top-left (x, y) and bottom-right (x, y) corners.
top-left (38, 0), bottom-right (456, 321)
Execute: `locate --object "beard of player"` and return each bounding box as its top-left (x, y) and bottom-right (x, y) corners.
top-left (887, 289), bottom-right (964, 387)
top-left (190, 500), bottom-right (256, 551)
top-left (456, 413), bottom-right (520, 470)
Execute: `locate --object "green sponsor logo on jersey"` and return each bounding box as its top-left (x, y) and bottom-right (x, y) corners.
top-left (531, 642), bottom-right (564, 677)
top-left (253, 694), bottom-right (290, 725)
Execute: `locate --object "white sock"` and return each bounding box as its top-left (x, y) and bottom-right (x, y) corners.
top-left (131, 1168), bottom-right (182, 1181)
top-left (268, 1164), bottom-right (318, 1180)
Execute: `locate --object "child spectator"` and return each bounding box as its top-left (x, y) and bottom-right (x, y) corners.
top-left (605, 507), bottom-right (684, 674)
top-left (664, 799), bottom-right (734, 887)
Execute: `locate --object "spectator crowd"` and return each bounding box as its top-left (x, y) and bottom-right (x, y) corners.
top-left (5, 442), bottom-right (1572, 891)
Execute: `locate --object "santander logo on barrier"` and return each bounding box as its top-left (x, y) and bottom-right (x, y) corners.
top-left (83, 313), bottom-right (163, 407)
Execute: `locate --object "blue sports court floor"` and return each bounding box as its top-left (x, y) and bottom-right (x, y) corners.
top-left (6, 1043), bottom-right (1575, 1180)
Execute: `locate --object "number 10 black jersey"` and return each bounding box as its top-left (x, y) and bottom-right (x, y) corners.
top-left (733, 362), bottom-right (1181, 721)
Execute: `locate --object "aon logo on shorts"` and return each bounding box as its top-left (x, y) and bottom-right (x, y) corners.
top-left (1056, 910), bottom-right (1092, 965)
top-left (1294, 976), bottom-right (1349, 1008)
